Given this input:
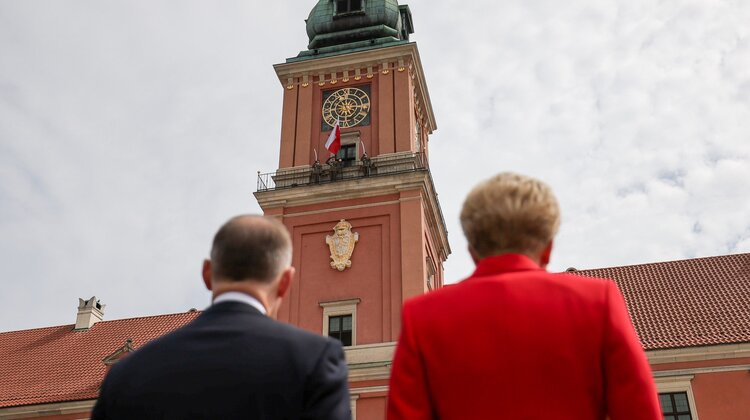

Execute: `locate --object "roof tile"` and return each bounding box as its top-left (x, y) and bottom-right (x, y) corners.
top-left (2, 253), bottom-right (749, 408)
top-left (570, 253), bottom-right (750, 351)
top-left (0, 311), bottom-right (200, 408)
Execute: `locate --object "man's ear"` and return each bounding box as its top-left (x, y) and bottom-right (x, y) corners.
top-left (202, 259), bottom-right (213, 291)
top-left (539, 240), bottom-right (553, 268)
top-left (277, 267), bottom-right (295, 298)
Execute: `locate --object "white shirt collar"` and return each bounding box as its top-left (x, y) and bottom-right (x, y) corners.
top-left (212, 291), bottom-right (267, 315)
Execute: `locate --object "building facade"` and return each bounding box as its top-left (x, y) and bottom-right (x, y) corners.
top-left (1, 1), bottom-right (749, 419)
top-left (254, 1), bottom-right (450, 415)
top-left (572, 254), bottom-right (750, 420)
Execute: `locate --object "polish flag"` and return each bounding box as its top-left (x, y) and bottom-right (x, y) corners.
top-left (325, 119), bottom-right (341, 155)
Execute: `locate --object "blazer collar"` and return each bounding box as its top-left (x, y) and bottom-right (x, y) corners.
top-left (213, 291), bottom-right (267, 315)
top-left (204, 300), bottom-right (264, 317)
top-left (470, 253), bottom-right (544, 278)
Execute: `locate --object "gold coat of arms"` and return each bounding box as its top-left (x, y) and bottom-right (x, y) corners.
top-left (326, 219), bottom-right (359, 271)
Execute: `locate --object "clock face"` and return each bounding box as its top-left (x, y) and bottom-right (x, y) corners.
top-left (322, 86), bottom-right (371, 130)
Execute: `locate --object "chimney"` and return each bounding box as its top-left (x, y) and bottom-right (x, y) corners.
top-left (75, 296), bottom-right (105, 331)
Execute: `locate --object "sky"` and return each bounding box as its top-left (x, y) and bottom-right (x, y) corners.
top-left (1, 0), bottom-right (749, 333)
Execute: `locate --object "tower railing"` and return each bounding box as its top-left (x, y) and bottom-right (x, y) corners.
top-left (256, 151), bottom-right (428, 192)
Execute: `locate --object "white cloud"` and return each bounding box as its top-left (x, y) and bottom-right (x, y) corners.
top-left (1, 0), bottom-right (749, 332)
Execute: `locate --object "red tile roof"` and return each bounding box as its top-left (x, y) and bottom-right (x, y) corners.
top-left (2, 254), bottom-right (749, 409)
top-left (570, 253), bottom-right (750, 351)
top-left (0, 311), bottom-right (200, 408)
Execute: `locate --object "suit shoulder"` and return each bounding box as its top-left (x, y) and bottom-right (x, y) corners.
top-left (554, 272), bottom-right (615, 288)
top-left (558, 272), bottom-right (620, 294)
top-left (258, 316), bottom-right (343, 357)
top-left (404, 272), bottom-right (615, 308)
top-left (402, 280), bottom-right (466, 311)
top-left (273, 318), bottom-right (335, 343)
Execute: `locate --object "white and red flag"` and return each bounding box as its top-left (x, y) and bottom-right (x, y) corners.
top-left (325, 119), bottom-right (341, 155)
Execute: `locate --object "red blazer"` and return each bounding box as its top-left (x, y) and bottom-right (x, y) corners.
top-left (388, 254), bottom-right (661, 420)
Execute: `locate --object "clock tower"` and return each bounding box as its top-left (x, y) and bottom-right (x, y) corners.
top-left (254, 1), bottom-right (449, 417)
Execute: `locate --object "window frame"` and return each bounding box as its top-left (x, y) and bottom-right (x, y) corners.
top-left (660, 392), bottom-right (693, 419)
top-left (328, 314), bottom-right (353, 345)
top-left (337, 143), bottom-right (358, 167)
top-left (336, 132), bottom-right (360, 167)
top-left (320, 298), bottom-right (361, 347)
top-left (655, 375), bottom-right (700, 420)
top-left (350, 394), bottom-right (359, 420)
top-left (334, 0), bottom-right (365, 16)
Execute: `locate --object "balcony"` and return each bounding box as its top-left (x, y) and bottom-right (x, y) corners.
top-left (256, 152), bottom-right (428, 192)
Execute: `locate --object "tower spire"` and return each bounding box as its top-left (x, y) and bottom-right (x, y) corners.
top-left (295, 0), bottom-right (414, 61)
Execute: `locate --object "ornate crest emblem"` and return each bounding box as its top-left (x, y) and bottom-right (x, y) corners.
top-left (326, 219), bottom-right (359, 271)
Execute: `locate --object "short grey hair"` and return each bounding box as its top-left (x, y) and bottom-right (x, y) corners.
top-left (460, 172), bottom-right (560, 259)
top-left (210, 215), bottom-right (292, 282)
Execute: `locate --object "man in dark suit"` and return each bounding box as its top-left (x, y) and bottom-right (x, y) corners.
top-left (388, 173), bottom-right (661, 420)
top-left (93, 215), bottom-right (351, 420)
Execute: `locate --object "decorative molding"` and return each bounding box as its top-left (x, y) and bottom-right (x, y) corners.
top-left (345, 342), bottom-right (396, 381)
top-left (273, 44), bottom-right (437, 133)
top-left (653, 364), bottom-right (750, 378)
top-left (348, 363), bottom-right (391, 382)
top-left (350, 385), bottom-right (389, 395)
top-left (647, 342), bottom-right (750, 365)
top-left (320, 298), bottom-right (362, 308)
top-left (426, 256), bottom-right (436, 291)
top-left (255, 162), bottom-right (451, 260)
top-left (326, 220), bottom-right (359, 271)
top-left (345, 342), bottom-right (396, 362)
top-left (0, 400), bottom-right (96, 420)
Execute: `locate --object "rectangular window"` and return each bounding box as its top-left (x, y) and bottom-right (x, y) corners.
top-left (660, 392), bottom-right (693, 420)
top-left (328, 315), bottom-right (353, 346)
top-left (336, 0), bottom-right (363, 15)
top-left (336, 143), bottom-right (357, 167)
top-left (320, 299), bottom-right (359, 347)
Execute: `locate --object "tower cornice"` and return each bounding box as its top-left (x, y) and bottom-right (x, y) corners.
top-left (254, 165), bottom-right (450, 260)
top-left (273, 43), bottom-right (437, 134)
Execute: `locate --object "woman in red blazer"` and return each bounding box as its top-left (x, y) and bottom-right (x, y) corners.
top-left (388, 173), bottom-right (661, 420)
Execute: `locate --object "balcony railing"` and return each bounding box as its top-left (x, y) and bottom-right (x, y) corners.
top-left (256, 152), bottom-right (428, 192)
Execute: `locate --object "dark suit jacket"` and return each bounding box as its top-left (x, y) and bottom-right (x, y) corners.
top-left (388, 254), bottom-right (661, 420)
top-left (93, 301), bottom-right (351, 420)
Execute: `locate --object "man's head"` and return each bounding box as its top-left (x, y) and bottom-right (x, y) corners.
top-left (460, 172), bottom-right (560, 266)
top-left (202, 215), bottom-right (294, 317)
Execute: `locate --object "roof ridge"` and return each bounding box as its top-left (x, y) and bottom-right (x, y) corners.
top-left (572, 252), bottom-right (750, 273)
top-left (0, 324), bottom-right (73, 335)
top-left (96, 309), bottom-right (203, 325)
top-left (0, 309), bottom-right (202, 336)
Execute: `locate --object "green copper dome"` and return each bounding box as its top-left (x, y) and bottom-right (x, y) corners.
top-left (294, 0), bottom-right (414, 60)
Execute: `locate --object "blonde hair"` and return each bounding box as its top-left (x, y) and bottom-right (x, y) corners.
top-left (460, 172), bottom-right (560, 259)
